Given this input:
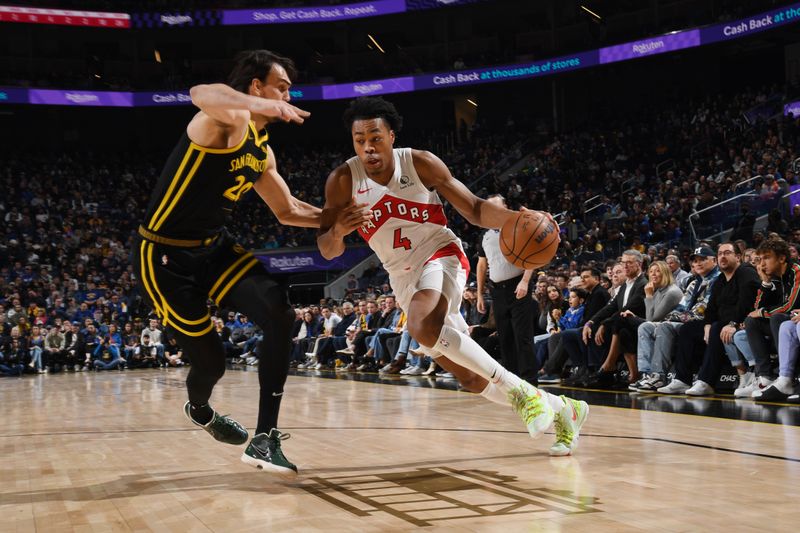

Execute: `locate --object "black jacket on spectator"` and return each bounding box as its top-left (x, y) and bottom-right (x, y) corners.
top-left (704, 263), bottom-right (760, 325)
top-left (64, 331), bottom-right (85, 356)
top-left (590, 274), bottom-right (648, 326)
top-left (291, 319), bottom-right (302, 339)
top-left (582, 285), bottom-right (611, 324)
top-left (366, 313), bottom-right (381, 330)
top-left (374, 309), bottom-right (399, 331)
top-left (755, 260), bottom-right (800, 317)
top-left (333, 313), bottom-right (357, 336)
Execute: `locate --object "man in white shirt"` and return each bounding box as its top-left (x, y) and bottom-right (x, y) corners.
top-left (140, 318), bottom-right (166, 365)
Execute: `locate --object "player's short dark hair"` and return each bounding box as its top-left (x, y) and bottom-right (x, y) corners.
top-left (342, 97), bottom-right (403, 132)
top-left (227, 50), bottom-right (297, 93)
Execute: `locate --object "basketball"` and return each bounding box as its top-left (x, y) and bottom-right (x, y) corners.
top-left (499, 211), bottom-right (559, 270)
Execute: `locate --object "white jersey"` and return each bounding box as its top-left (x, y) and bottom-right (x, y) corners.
top-left (347, 148), bottom-right (466, 279)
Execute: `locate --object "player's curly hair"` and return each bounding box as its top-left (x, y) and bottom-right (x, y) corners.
top-left (227, 50), bottom-right (297, 93)
top-left (342, 97), bottom-right (403, 132)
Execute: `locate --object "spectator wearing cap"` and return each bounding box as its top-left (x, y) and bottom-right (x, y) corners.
top-left (476, 195), bottom-right (537, 383)
top-left (61, 321), bottom-right (85, 373)
top-left (659, 242), bottom-right (760, 396)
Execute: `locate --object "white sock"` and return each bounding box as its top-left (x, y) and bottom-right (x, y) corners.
top-left (432, 325), bottom-right (521, 394)
top-left (775, 376), bottom-right (794, 394)
top-left (479, 381), bottom-right (510, 406)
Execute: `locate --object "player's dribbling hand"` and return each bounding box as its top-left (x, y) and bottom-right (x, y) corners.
top-left (520, 207), bottom-right (561, 244)
top-left (334, 197), bottom-right (373, 237)
top-left (252, 99), bottom-right (311, 124)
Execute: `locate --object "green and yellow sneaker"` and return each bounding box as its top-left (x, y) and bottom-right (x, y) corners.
top-left (549, 396), bottom-right (589, 456)
top-left (241, 429), bottom-right (298, 478)
top-left (508, 381), bottom-right (555, 439)
top-left (183, 402), bottom-right (249, 445)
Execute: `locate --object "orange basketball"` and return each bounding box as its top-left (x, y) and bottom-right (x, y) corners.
top-left (499, 211), bottom-right (559, 270)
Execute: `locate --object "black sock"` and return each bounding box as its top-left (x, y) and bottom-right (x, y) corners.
top-left (190, 402), bottom-right (213, 425)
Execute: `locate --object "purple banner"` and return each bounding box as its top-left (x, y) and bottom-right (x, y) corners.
top-left (222, 0), bottom-right (404, 25)
top-left (0, 87), bottom-right (28, 104)
top-left (133, 90), bottom-right (192, 106)
top-left (599, 29), bottom-right (701, 64)
top-left (701, 3), bottom-right (800, 44)
top-left (256, 247), bottom-right (373, 273)
top-left (322, 76), bottom-right (414, 100)
top-left (28, 89), bottom-right (133, 106)
top-left (415, 51), bottom-right (598, 90)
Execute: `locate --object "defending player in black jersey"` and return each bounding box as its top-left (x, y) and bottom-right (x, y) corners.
top-left (136, 50), bottom-right (331, 477)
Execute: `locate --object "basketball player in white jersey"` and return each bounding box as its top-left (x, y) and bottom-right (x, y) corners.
top-left (318, 97), bottom-right (588, 456)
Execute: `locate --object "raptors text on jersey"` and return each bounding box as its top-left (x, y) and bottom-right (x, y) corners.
top-left (346, 148), bottom-right (465, 277)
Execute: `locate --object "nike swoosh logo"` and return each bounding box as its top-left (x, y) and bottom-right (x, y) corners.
top-left (272, 392), bottom-right (283, 397)
top-left (570, 403), bottom-right (578, 421)
top-left (357, 187), bottom-right (371, 194)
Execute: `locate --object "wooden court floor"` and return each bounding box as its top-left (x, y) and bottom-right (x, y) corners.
top-left (2, 368), bottom-right (800, 532)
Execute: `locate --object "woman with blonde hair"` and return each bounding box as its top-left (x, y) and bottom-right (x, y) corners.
top-left (591, 261), bottom-right (683, 388)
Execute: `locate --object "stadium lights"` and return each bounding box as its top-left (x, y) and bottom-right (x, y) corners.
top-left (580, 5), bottom-right (601, 21)
top-left (367, 34), bottom-right (385, 54)
top-left (467, 99), bottom-right (477, 107)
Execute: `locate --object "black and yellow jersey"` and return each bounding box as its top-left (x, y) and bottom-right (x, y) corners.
top-left (142, 121), bottom-right (269, 240)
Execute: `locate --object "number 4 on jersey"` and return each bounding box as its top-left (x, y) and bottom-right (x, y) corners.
top-left (393, 228), bottom-right (412, 250)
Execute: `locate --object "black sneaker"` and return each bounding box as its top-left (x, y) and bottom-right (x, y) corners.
top-left (585, 370), bottom-right (616, 389)
top-left (754, 384), bottom-right (790, 402)
top-left (563, 367), bottom-right (588, 387)
top-left (241, 429), bottom-right (298, 478)
top-left (183, 402), bottom-right (248, 445)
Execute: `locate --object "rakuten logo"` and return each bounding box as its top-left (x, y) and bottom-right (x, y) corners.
top-left (65, 93), bottom-right (99, 103)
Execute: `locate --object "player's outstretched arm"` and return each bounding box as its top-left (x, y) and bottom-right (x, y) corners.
top-left (189, 83), bottom-right (310, 127)
top-left (412, 149), bottom-right (512, 229)
top-left (254, 146), bottom-right (322, 228)
top-left (317, 165), bottom-right (373, 260)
